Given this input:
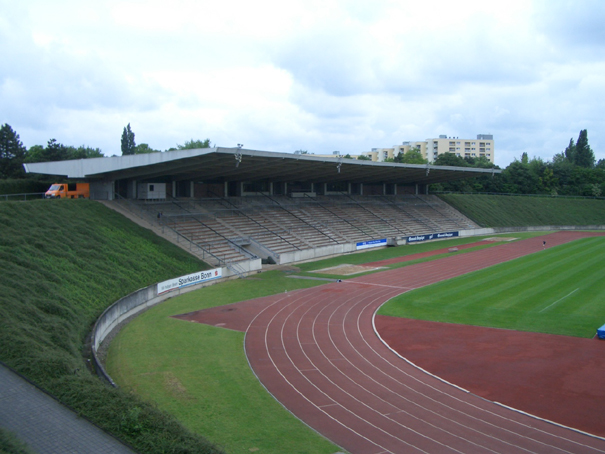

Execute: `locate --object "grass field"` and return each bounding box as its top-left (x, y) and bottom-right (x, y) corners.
top-left (379, 236), bottom-right (605, 338)
top-left (107, 271), bottom-right (339, 454)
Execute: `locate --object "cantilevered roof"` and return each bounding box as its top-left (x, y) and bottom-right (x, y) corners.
top-left (23, 147), bottom-right (500, 185)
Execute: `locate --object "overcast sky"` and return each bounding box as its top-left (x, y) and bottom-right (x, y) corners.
top-left (2, 0), bottom-right (604, 167)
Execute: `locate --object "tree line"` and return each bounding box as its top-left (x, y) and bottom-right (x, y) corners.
top-left (0, 123), bottom-right (212, 179)
top-left (1, 123), bottom-right (602, 197)
top-left (431, 130), bottom-right (604, 197)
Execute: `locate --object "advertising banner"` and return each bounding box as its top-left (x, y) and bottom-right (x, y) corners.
top-left (356, 238), bottom-right (387, 250)
top-left (157, 268), bottom-right (222, 295)
top-left (406, 231), bottom-right (459, 243)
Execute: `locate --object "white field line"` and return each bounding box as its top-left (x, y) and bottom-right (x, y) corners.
top-left (539, 288), bottom-right (579, 313)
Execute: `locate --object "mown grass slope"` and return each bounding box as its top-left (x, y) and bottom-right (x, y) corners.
top-left (438, 193), bottom-right (605, 227)
top-left (379, 236), bottom-right (605, 338)
top-left (0, 200), bottom-right (223, 453)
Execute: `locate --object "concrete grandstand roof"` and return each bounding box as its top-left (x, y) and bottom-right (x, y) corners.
top-left (23, 147), bottom-right (500, 185)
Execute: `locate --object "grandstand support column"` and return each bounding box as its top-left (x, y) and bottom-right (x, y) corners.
top-left (190, 181), bottom-right (194, 198)
top-left (383, 183), bottom-right (386, 195)
top-left (348, 182), bottom-right (351, 194)
top-left (173, 181), bottom-right (177, 198)
top-left (360, 183), bottom-right (363, 195)
top-left (269, 181), bottom-right (273, 195)
top-left (415, 184), bottom-right (419, 195)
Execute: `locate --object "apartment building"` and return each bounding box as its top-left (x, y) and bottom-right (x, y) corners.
top-left (362, 134), bottom-right (495, 163)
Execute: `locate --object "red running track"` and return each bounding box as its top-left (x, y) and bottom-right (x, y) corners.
top-left (179, 231), bottom-right (605, 453)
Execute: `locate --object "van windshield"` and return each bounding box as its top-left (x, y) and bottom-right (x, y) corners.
top-left (48, 185), bottom-right (62, 191)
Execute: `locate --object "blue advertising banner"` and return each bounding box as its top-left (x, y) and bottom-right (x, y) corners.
top-left (406, 231), bottom-right (459, 243)
top-left (356, 238), bottom-right (387, 250)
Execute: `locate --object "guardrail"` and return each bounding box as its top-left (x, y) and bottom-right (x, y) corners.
top-left (0, 192), bottom-right (46, 201)
top-left (431, 191), bottom-right (605, 200)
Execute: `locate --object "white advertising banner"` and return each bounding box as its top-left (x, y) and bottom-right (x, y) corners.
top-left (356, 238), bottom-right (387, 250)
top-left (157, 268), bottom-right (222, 295)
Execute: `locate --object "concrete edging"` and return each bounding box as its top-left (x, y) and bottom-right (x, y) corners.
top-left (90, 260), bottom-right (262, 386)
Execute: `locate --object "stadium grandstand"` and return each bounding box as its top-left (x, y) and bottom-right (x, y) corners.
top-left (24, 147), bottom-right (499, 268)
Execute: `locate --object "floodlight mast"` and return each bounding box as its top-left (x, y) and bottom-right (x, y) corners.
top-left (235, 144), bottom-right (243, 167)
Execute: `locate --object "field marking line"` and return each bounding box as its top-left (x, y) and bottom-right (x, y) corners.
top-left (539, 288), bottom-right (579, 313)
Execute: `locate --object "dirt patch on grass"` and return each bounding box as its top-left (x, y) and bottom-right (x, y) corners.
top-left (311, 264), bottom-right (386, 275)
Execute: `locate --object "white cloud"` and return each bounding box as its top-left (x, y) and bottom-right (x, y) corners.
top-left (1, 0), bottom-right (604, 166)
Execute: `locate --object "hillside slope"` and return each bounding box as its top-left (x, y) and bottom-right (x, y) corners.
top-left (438, 193), bottom-right (605, 227)
top-left (0, 200), bottom-right (222, 454)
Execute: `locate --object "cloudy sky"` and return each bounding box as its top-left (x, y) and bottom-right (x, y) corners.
top-left (1, 0), bottom-right (604, 167)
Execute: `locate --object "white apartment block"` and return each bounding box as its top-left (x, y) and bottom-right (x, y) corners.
top-left (362, 134), bottom-right (495, 163)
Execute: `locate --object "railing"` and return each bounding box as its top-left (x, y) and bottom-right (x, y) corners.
top-left (338, 192), bottom-right (407, 236)
top-left (166, 196), bottom-right (258, 262)
top-left (207, 190), bottom-right (303, 250)
top-left (431, 191), bottom-right (605, 200)
top-left (258, 192), bottom-right (340, 245)
top-left (302, 193), bottom-right (379, 239)
top-left (0, 192), bottom-right (46, 201)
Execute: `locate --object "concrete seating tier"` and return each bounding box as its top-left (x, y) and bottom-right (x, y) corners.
top-left (127, 195), bottom-right (478, 263)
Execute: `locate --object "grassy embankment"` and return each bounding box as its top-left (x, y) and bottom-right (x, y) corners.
top-left (0, 428), bottom-right (35, 454)
top-left (438, 193), bottom-right (605, 227)
top-left (379, 236), bottom-right (605, 338)
top-left (0, 200), bottom-right (223, 454)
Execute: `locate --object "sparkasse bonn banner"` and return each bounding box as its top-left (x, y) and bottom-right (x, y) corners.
top-left (406, 231), bottom-right (459, 243)
top-left (356, 238), bottom-right (387, 250)
top-left (157, 268), bottom-right (222, 295)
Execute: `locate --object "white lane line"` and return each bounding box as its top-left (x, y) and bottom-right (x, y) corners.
top-left (263, 288), bottom-right (398, 454)
top-left (539, 289), bottom-right (579, 313)
top-left (313, 288), bottom-right (496, 454)
top-left (365, 303), bottom-right (605, 453)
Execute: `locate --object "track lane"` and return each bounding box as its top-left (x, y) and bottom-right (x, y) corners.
top-left (244, 232), bottom-right (605, 453)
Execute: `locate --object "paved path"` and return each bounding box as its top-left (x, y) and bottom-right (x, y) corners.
top-left (0, 363), bottom-right (136, 454)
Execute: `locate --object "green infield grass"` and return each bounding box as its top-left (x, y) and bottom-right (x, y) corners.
top-left (378, 236), bottom-right (605, 338)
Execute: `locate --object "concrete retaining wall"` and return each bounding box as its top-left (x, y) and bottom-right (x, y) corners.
top-left (91, 259), bottom-right (261, 386)
top-left (278, 243), bottom-right (358, 264)
top-left (459, 225), bottom-right (605, 237)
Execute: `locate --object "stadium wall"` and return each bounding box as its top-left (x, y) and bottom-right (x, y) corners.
top-left (91, 258), bottom-right (261, 386)
top-left (459, 225), bottom-right (605, 237)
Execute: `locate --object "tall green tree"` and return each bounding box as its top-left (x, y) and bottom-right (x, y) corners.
top-left (574, 129), bottom-right (595, 168)
top-left (0, 124), bottom-right (27, 178)
top-left (398, 148), bottom-right (427, 164)
top-left (134, 143), bottom-right (159, 154)
top-left (69, 146), bottom-right (104, 159)
top-left (564, 138), bottom-right (576, 164)
top-left (178, 138), bottom-right (211, 150)
top-left (121, 123), bottom-right (136, 155)
top-left (24, 139), bottom-right (70, 163)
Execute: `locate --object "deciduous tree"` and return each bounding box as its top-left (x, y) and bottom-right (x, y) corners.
top-left (0, 124), bottom-right (27, 178)
top-left (121, 123), bottom-right (136, 155)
